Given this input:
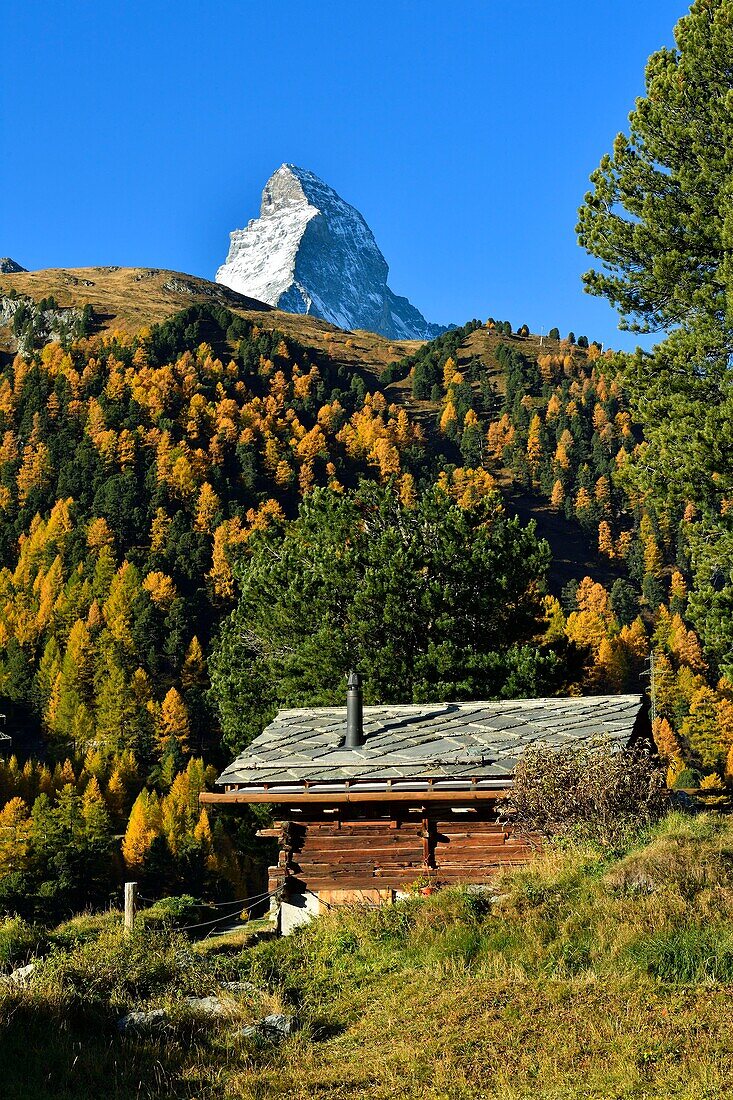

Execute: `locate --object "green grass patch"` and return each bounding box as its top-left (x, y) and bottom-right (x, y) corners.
top-left (7, 812), bottom-right (733, 1098)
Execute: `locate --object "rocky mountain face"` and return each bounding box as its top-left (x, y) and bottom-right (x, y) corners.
top-left (216, 165), bottom-right (446, 340)
top-left (0, 258), bottom-right (26, 273)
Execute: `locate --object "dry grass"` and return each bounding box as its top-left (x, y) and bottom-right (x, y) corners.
top-left (230, 978), bottom-right (733, 1100)
top-left (0, 267), bottom-right (422, 380)
top-left (4, 814), bottom-right (733, 1097)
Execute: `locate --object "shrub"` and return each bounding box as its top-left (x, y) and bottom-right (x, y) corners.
top-left (502, 739), bottom-right (666, 849)
top-left (0, 918), bottom-right (46, 971)
top-left (139, 894), bottom-right (218, 931)
top-left (50, 910), bottom-right (121, 952)
top-left (672, 766), bottom-right (700, 790)
top-left (37, 928), bottom-right (211, 1006)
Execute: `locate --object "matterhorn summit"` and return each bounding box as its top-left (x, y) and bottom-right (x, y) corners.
top-left (216, 165), bottom-right (445, 340)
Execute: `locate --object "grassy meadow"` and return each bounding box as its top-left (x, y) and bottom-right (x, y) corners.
top-left (4, 811), bottom-right (733, 1099)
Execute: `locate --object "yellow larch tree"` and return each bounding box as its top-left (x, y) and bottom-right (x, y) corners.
top-left (526, 414), bottom-right (543, 469)
top-left (653, 716), bottom-right (681, 767)
top-left (546, 393), bottom-right (562, 420)
top-left (193, 808), bottom-right (213, 850)
top-left (86, 517), bottom-right (114, 550)
top-left (550, 480), bottom-right (565, 508)
top-left (182, 636), bottom-right (206, 690)
top-left (157, 687), bottom-right (191, 755)
top-left (194, 482), bottom-right (220, 534)
top-left (574, 486), bottom-right (593, 517)
top-left (149, 507), bottom-right (171, 553)
top-left (143, 571), bottom-right (178, 609)
top-left (594, 476), bottom-right (611, 512)
top-left (442, 357), bottom-right (458, 389)
top-left (209, 518), bottom-right (246, 600)
top-left (439, 400), bottom-right (458, 437)
top-left (117, 429), bottom-right (136, 468)
top-left (398, 473), bottom-right (417, 508)
top-left (680, 686), bottom-right (722, 770)
top-left (17, 442), bottom-right (51, 504)
top-left (103, 562), bottom-right (141, 651)
top-left (598, 520), bottom-right (614, 558)
top-left (106, 768), bottom-right (128, 822)
top-left (369, 438), bottom-right (401, 480)
top-left (669, 570), bottom-right (687, 604)
top-left (0, 797), bottom-right (32, 875)
top-left (486, 414), bottom-right (515, 461)
top-left (122, 789), bottom-right (162, 869)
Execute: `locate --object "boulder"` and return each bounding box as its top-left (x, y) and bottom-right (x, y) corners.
top-left (118, 1008), bottom-right (168, 1033)
top-left (236, 1012), bottom-right (297, 1043)
top-left (182, 995), bottom-right (228, 1016)
top-left (5, 962), bottom-right (36, 986)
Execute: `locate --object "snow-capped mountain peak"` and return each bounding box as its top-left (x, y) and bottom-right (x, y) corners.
top-left (215, 165), bottom-right (445, 340)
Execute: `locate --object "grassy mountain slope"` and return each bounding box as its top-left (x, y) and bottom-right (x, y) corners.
top-left (2, 812), bottom-right (733, 1100)
top-left (0, 267), bottom-right (423, 375)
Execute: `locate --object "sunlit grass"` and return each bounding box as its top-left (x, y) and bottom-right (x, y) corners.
top-left (6, 812), bottom-right (733, 1098)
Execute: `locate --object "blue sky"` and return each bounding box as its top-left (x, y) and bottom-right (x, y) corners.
top-left (3, 0), bottom-right (685, 350)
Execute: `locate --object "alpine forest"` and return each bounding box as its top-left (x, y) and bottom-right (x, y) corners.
top-left (0, 255), bottom-right (727, 919)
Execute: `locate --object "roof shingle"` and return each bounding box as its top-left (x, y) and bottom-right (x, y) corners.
top-left (217, 695), bottom-right (647, 793)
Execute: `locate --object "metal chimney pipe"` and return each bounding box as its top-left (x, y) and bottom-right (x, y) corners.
top-left (345, 670), bottom-right (364, 749)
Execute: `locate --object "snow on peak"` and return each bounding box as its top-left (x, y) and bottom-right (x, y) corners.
top-left (0, 258), bottom-right (26, 274)
top-left (215, 165), bottom-right (445, 340)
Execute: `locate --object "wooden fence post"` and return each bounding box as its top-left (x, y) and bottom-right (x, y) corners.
top-left (124, 881), bottom-right (138, 932)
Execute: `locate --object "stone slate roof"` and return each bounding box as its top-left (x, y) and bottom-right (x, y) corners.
top-left (217, 695), bottom-right (647, 795)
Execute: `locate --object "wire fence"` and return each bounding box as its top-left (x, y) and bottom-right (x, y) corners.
top-left (133, 883), bottom-right (382, 934)
top-left (177, 891), bottom-right (280, 934)
top-left (134, 886), bottom-right (280, 934)
top-left (137, 889), bottom-right (272, 909)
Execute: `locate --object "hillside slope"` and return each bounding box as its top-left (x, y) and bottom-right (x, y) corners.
top-left (0, 267), bottom-right (621, 600)
top-left (0, 268), bottom-right (728, 917)
top-left (2, 813), bottom-right (733, 1100)
top-left (0, 267), bottom-right (423, 375)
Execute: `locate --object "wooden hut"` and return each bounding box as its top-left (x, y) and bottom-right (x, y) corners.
top-left (201, 677), bottom-right (649, 931)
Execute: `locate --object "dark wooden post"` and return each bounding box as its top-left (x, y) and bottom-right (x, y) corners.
top-left (124, 881), bottom-right (138, 932)
top-left (421, 815), bottom-right (436, 869)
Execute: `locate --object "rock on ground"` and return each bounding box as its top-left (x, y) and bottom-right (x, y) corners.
top-left (182, 995), bottom-right (229, 1016)
top-left (236, 1012), bottom-right (298, 1043)
top-left (118, 1008), bottom-right (168, 1033)
top-left (3, 963), bottom-right (36, 986)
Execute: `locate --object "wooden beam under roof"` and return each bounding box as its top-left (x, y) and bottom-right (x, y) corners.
top-left (200, 788), bottom-right (506, 805)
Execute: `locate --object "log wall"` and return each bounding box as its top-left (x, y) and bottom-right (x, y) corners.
top-left (266, 807), bottom-right (535, 897)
